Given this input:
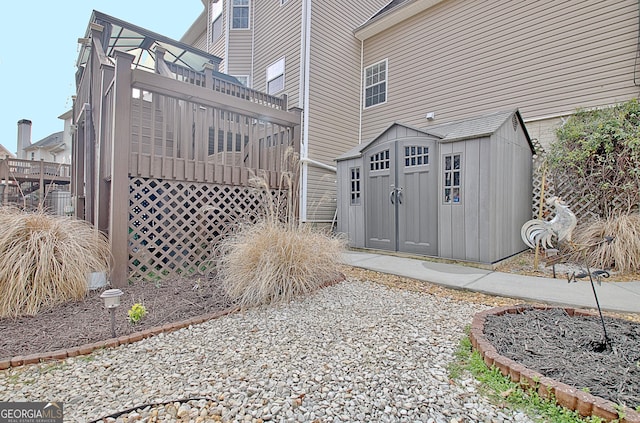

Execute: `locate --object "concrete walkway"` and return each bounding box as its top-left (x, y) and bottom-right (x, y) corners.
top-left (343, 250), bottom-right (640, 314)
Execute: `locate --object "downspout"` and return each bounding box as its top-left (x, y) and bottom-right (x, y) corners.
top-left (300, 0), bottom-right (312, 221)
top-left (358, 38), bottom-right (364, 144)
top-left (224, 0), bottom-right (230, 73)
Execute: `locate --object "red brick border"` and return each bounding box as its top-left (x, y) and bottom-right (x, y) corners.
top-left (470, 305), bottom-right (640, 423)
top-left (0, 273), bottom-right (346, 370)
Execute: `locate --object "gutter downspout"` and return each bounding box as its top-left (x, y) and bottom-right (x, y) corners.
top-left (358, 38), bottom-right (364, 144)
top-left (300, 157), bottom-right (336, 173)
top-left (224, 0), bottom-right (230, 73)
top-left (300, 0), bottom-right (312, 221)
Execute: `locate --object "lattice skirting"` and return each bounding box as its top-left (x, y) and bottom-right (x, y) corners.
top-left (128, 177), bottom-right (286, 281)
top-left (531, 139), bottom-right (599, 223)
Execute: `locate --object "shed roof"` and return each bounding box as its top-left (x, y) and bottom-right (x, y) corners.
top-left (426, 109), bottom-right (518, 141)
top-left (336, 109), bottom-right (534, 162)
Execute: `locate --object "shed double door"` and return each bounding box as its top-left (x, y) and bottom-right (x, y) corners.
top-left (365, 139), bottom-right (438, 255)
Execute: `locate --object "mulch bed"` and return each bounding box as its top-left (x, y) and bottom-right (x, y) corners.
top-left (483, 307), bottom-right (640, 409)
top-left (0, 274), bottom-right (232, 359)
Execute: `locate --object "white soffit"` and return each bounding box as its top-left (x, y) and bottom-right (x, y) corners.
top-left (354, 0), bottom-right (445, 41)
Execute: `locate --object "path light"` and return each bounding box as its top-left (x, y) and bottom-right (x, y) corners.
top-left (100, 289), bottom-right (124, 338)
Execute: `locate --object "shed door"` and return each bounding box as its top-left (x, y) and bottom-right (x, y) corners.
top-left (365, 139), bottom-right (438, 255)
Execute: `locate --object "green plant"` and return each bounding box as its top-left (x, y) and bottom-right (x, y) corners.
top-left (216, 151), bottom-right (345, 308)
top-left (0, 207), bottom-right (111, 318)
top-left (548, 98), bottom-right (640, 218)
top-left (127, 303), bottom-right (147, 324)
top-left (450, 336), bottom-right (609, 423)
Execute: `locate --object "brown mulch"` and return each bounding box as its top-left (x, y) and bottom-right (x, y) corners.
top-left (1, 260), bottom-right (638, 361)
top-left (0, 274), bottom-right (232, 360)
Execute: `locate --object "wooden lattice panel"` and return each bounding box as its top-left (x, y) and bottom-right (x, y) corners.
top-left (128, 177), bottom-right (287, 281)
top-left (530, 139), bottom-right (599, 223)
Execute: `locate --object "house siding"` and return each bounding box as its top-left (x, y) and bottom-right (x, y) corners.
top-left (252, 0), bottom-right (302, 106)
top-left (361, 0), bottom-right (640, 148)
top-left (304, 0), bottom-right (387, 222)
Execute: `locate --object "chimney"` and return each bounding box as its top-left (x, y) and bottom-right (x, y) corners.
top-left (16, 119), bottom-right (32, 159)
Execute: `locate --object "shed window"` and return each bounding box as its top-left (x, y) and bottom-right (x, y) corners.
top-left (350, 167), bottom-right (361, 205)
top-left (405, 146), bottom-right (428, 167)
top-left (364, 59), bottom-right (387, 108)
top-left (370, 150), bottom-right (390, 171)
top-left (231, 0), bottom-right (250, 29)
top-left (443, 153), bottom-right (461, 203)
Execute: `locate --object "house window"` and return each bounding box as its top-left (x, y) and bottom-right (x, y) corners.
top-left (231, 0), bottom-right (250, 29)
top-left (267, 57), bottom-right (285, 95)
top-left (443, 153), bottom-right (461, 203)
top-left (350, 167), bottom-right (361, 205)
top-left (364, 59), bottom-right (387, 108)
top-left (370, 149), bottom-right (390, 171)
top-left (405, 145), bottom-right (428, 167)
top-left (211, 1), bottom-right (223, 42)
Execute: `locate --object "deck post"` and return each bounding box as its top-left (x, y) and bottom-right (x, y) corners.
top-left (109, 50), bottom-right (134, 288)
top-left (38, 160), bottom-right (45, 210)
top-left (203, 62), bottom-right (214, 89)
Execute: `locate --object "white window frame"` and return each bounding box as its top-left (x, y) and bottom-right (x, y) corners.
top-left (211, 1), bottom-right (223, 41)
top-left (364, 58), bottom-right (388, 109)
top-left (443, 153), bottom-right (462, 204)
top-left (231, 0), bottom-right (250, 30)
top-left (266, 57), bottom-right (285, 95)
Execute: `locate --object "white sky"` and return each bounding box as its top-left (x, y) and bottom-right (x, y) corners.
top-left (0, 1), bottom-right (205, 155)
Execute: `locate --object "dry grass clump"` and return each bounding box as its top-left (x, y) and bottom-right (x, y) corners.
top-left (0, 207), bottom-right (111, 318)
top-left (569, 213), bottom-right (640, 273)
top-left (216, 220), bottom-right (344, 308)
top-left (216, 151), bottom-right (345, 308)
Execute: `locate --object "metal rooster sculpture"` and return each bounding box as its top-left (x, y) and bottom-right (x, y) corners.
top-left (521, 196), bottom-right (577, 249)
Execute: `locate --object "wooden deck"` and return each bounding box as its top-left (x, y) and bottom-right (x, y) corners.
top-left (0, 158), bottom-right (71, 208)
top-left (73, 16), bottom-right (301, 287)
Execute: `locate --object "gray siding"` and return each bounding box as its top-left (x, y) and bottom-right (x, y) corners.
top-left (191, 30), bottom-right (207, 52)
top-left (336, 157), bottom-right (365, 247)
top-left (361, 0), bottom-right (640, 143)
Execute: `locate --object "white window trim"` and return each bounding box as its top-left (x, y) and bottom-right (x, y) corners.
top-left (266, 57), bottom-right (285, 95)
top-left (363, 58), bottom-right (388, 109)
top-left (231, 0), bottom-right (251, 30)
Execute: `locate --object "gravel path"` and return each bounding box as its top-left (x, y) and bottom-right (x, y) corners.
top-left (0, 279), bottom-right (533, 423)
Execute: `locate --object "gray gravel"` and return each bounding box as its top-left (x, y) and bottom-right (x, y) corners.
top-left (0, 279), bottom-right (533, 423)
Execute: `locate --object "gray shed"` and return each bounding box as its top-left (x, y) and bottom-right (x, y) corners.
top-left (336, 109), bottom-right (534, 264)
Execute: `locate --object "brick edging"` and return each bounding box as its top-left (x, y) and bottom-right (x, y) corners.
top-left (470, 305), bottom-right (640, 423)
top-left (0, 273), bottom-right (346, 371)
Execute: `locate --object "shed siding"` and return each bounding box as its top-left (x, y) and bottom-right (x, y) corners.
top-left (336, 157), bottom-right (365, 247)
top-left (361, 0), bottom-right (640, 143)
top-left (305, 0), bottom-right (387, 222)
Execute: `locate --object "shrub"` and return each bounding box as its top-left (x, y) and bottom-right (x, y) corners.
top-left (127, 303), bottom-right (148, 323)
top-left (548, 98), bottom-right (640, 218)
top-left (215, 151), bottom-right (345, 308)
top-left (0, 207), bottom-right (111, 318)
top-left (568, 214), bottom-right (640, 273)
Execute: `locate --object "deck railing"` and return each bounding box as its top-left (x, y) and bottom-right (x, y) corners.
top-left (74, 23), bottom-right (301, 287)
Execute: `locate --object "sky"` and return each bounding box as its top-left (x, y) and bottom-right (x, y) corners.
top-left (0, 1), bottom-right (205, 155)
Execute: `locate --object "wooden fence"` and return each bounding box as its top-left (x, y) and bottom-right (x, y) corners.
top-left (74, 22), bottom-right (301, 287)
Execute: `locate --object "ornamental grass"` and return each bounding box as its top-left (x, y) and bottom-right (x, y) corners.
top-left (569, 213), bottom-right (640, 273)
top-left (0, 207), bottom-right (111, 318)
top-left (216, 151), bottom-right (345, 309)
